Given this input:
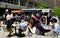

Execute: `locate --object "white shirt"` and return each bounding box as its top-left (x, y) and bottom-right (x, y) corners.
top-left (19, 21), bottom-right (28, 30)
top-left (53, 23), bottom-right (60, 33)
top-left (20, 21), bottom-right (28, 27)
top-left (6, 14), bottom-right (11, 20)
top-left (10, 14), bottom-right (14, 18)
top-left (24, 27), bottom-right (36, 34)
top-left (29, 27), bottom-right (36, 34)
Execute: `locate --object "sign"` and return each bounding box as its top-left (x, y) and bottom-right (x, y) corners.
top-left (11, 10), bottom-right (23, 14)
top-left (42, 9), bottom-right (50, 12)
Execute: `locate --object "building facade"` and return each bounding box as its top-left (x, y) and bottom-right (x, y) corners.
top-left (0, 0), bottom-right (39, 15)
top-left (0, 0), bottom-right (39, 9)
top-left (39, 0), bottom-right (60, 8)
top-left (54, 0), bottom-right (60, 7)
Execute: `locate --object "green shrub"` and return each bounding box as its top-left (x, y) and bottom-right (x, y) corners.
top-left (35, 3), bottom-right (48, 9)
top-left (53, 8), bottom-right (60, 16)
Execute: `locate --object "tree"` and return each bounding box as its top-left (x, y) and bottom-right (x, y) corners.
top-left (35, 3), bottom-right (48, 9)
top-left (53, 7), bottom-right (60, 16)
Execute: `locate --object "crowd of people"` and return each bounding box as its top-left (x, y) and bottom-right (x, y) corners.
top-left (1, 12), bottom-right (60, 38)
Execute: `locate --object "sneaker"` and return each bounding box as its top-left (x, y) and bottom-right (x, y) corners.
top-left (7, 34), bottom-right (13, 37)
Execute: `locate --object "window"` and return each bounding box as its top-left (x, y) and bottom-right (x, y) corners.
top-left (0, 0), bottom-right (2, 2)
top-left (20, 0), bottom-right (27, 6)
top-left (28, 2), bottom-right (33, 8)
top-left (3, 0), bottom-right (8, 2)
top-left (13, 0), bottom-right (18, 5)
top-left (10, 0), bottom-right (13, 4)
top-left (1, 0), bottom-right (18, 5)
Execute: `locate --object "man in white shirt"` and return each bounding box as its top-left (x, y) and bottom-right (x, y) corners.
top-left (6, 14), bottom-right (12, 31)
top-left (6, 14), bottom-right (11, 20)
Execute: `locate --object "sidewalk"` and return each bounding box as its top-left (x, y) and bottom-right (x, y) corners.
top-left (0, 28), bottom-right (51, 38)
top-left (0, 21), bottom-right (60, 38)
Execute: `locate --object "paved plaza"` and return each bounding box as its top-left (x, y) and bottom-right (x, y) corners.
top-left (0, 21), bottom-right (60, 38)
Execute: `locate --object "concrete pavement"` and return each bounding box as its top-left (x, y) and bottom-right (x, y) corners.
top-left (0, 21), bottom-right (60, 38)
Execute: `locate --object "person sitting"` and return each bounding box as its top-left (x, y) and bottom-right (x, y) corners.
top-left (23, 21), bottom-right (36, 36)
top-left (18, 18), bottom-right (28, 36)
top-left (35, 20), bottom-right (51, 35)
top-left (46, 18), bottom-right (60, 38)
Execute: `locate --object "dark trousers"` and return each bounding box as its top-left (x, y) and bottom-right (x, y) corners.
top-left (18, 29), bottom-right (23, 35)
top-left (6, 20), bottom-right (12, 31)
top-left (39, 28), bottom-right (50, 35)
